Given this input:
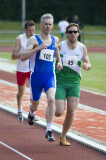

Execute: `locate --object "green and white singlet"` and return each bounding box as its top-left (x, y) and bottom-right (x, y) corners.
top-left (55, 41), bottom-right (84, 99)
top-left (56, 41), bottom-right (84, 84)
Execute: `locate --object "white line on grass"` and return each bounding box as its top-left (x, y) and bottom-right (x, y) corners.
top-left (0, 141), bottom-right (33, 160)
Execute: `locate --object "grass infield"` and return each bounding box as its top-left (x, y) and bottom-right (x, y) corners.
top-left (0, 52), bottom-right (106, 94)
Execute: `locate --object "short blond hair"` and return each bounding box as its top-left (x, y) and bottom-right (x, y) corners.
top-left (40, 13), bottom-right (54, 23)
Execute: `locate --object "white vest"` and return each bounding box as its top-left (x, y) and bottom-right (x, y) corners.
top-left (17, 33), bottom-right (30, 72)
top-left (60, 41), bottom-right (84, 77)
top-left (58, 20), bottom-right (69, 32)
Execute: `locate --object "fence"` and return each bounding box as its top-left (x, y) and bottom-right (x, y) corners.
top-left (0, 30), bottom-right (106, 46)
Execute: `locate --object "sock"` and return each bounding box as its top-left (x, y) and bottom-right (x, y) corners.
top-left (30, 110), bottom-right (35, 117)
top-left (46, 123), bottom-right (52, 132)
top-left (18, 107), bottom-right (22, 113)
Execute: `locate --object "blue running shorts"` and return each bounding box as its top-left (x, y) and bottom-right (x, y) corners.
top-left (30, 72), bottom-right (56, 101)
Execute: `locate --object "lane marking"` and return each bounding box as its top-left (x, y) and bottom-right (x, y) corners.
top-left (79, 104), bottom-right (106, 115)
top-left (0, 103), bottom-right (106, 154)
top-left (0, 141), bottom-right (33, 160)
top-left (81, 88), bottom-right (106, 97)
top-left (0, 59), bottom-right (106, 97)
top-left (0, 79), bottom-right (106, 115)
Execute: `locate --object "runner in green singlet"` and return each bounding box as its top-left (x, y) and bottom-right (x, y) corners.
top-left (55, 23), bottom-right (91, 146)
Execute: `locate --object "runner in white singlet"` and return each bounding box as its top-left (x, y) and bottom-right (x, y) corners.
top-left (11, 20), bottom-right (38, 122)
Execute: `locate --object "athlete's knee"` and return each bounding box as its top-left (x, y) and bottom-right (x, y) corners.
top-left (67, 110), bottom-right (75, 118)
top-left (17, 91), bottom-right (24, 98)
top-left (48, 96), bottom-right (55, 106)
top-left (30, 104), bottom-right (38, 112)
top-left (30, 100), bottom-right (39, 111)
top-left (55, 111), bottom-right (63, 117)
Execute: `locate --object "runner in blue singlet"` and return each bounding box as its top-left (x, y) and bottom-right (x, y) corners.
top-left (21, 13), bottom-right (62, 142)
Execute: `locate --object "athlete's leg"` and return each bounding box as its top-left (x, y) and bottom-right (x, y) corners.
top-left (28, 72), bottom-right (43, 123)
top-left (29, 72), bottom-right (41, 113)
top-left (17, 85), bottom-right (26, 110)
top-left (59, 97), bottom-right (79, 145)
top-left (61, 97), bottom-right (79, 138)
top-left (45, 87), bottom-right (56, 141)
top-left (55, 84), bottom-right (66, 116)
top-left (46, 88), bottom-right (56, 124)
top-left (16, 71), bottom-right (28, 111)
top-left (55, 100), bottom-right (66, 117)
top-left (28, 99), bottom-right (40, 125)
top-left (30, 99), bottom-right (40, 113)
top-left (16, 84), bottom-right (26, 122)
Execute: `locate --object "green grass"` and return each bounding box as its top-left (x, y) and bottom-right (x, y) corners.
top-left (0, 52), bottom-right (17, 64)
top-left (0, 21), bottom-right (106, 46)
top-left (0, 52), bottom-right (106, 95)
top-left (81, 53), bottom-right (106, 94)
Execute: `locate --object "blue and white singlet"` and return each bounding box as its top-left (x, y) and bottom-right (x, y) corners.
top-left (30, 35), bottom-right (56, 73)
top-left (30, 35), bottom-right (56, 101)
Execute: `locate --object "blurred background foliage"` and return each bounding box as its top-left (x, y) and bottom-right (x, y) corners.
top-left (0, 0), bottom-right (106, 25)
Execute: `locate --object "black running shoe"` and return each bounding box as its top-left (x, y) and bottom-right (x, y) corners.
top-left (28, 112), bottom-right (34, 125)
top-left (45, 131), bottom-right (55, 141)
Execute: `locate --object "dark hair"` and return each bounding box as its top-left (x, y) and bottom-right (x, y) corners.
top-left (24, 20), bottom-right (35, 29)
top-left (66, 23), bottom-right (79, 33)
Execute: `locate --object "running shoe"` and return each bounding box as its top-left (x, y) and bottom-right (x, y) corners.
top-left (17, 112), bottom-right (23, 122)
top-left (34, 116), bottom-right (39, 121)
top-left (28, 112), bottom-right (35, 125)
top-left (45, 131), bottom-right (55, 141)
top-left (59, 136), bottom-right (71, 146)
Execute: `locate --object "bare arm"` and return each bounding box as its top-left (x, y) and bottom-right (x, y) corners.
top-left (11, 36), bottom-right (21, 60)
top-left (82, 45), bottom-right (91, 71)
top-left (21, 36), bottom-right (47, 61)
top-left (54, 38), bottom-right (62, 71)
top-left (54, 36), bottom-right (61, 61)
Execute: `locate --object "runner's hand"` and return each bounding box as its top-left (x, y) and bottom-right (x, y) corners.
top-left (57, 62), bottom-right (63, 71)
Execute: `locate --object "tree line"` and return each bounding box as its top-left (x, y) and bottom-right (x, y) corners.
top-left (0, 0), bottom-right (106, 25)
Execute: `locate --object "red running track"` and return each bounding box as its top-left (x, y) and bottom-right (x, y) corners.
top-left (0, 70), bottom-right (106, 111)
top-left (1, 110), bottom-right (106, 160)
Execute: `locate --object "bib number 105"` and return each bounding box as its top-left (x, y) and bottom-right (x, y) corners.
top-left (40, 49), bottom-right (54, 61)
top-left (44, 54), bottom-right (51, 60)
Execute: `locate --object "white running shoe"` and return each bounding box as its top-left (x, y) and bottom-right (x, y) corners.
top-left (34, 115), bottom-right (39, 121)
top-left (17, 112), bottom-right (23, 122)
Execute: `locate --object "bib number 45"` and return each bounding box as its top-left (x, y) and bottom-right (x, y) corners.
top-left (67, 60), bottom-right (74, 66)
top-left (63, 56), bottom-right (78, 67)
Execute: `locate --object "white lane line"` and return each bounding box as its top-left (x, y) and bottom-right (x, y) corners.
top-left (0, 59), bottom-right (106, 97)
top-left (0, 79), bottom-right (29, 92)
top-left (0, 62), bottom-right (16, 73)
top-left (79, 104), bottom-right (106, 115)
top-left (81, 88), bottom-right (106, 97)
top-left (0, 79), bottom-right (106, 115)
top-left (1, 103), bottom-right (106, 154)
top-left (0, 141), bottom-right (33, 160)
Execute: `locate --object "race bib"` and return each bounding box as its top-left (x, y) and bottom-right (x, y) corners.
top-left (63, 55), bottom-right (78, 67)
top-left (39, 49), bottom-right (54, 61)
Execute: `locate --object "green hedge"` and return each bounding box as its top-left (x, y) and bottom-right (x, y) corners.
top-left (0, 0), bottom-right (106, 25)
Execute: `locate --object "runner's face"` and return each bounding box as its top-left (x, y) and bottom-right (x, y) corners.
top-left (25, 26), bottom-right (35, 38)
top-left (40, 19), bottom-right (53, 34)
top-left (66, 26), bottom-right (79, 42)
